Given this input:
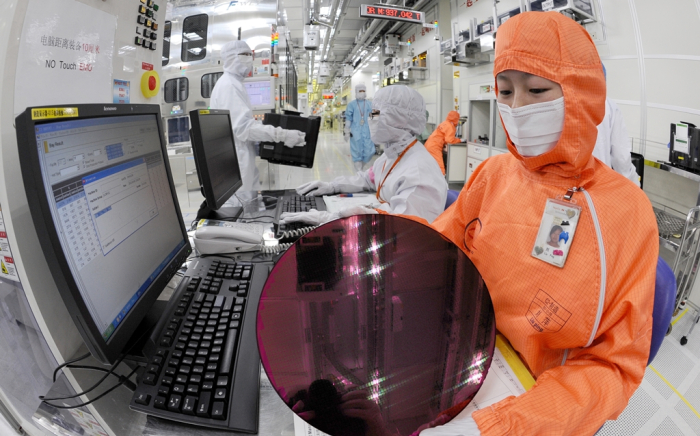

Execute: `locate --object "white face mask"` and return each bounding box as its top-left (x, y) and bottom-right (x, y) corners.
top-left (357, 91), bottom-right (366, 100)
top-left (235, 54), bottom-right (253, 77)
top-left (497, 97), bottom-right (565, 157)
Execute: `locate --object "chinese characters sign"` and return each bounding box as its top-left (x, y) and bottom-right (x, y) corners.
top-left (360, 4), bottom-right (424, 24)
top-left (14, 0), bottom-right (117, 113)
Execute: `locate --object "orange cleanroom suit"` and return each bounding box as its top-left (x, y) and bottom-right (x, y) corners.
top-left (429, 12), bottom-right (658, 436)
top-left (424, 111), bottom-right (461, 175)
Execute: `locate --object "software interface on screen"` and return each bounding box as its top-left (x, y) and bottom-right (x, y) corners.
top-left (244, 80), bottom-right (272, 107)
top-left (34, 115), bottom-right (187, 341)
top-left (197, 114), bottom-right (242, 202)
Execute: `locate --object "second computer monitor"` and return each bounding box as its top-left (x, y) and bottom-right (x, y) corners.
top-left (189, 109), bottom-right (243, 218)
top-left (259, 114), bottom-right (321, 168)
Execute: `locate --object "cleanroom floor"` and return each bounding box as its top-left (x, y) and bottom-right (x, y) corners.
top-left (176, 126), bottom-right (700, 435)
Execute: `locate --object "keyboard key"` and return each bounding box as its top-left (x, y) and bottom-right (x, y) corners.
top-left (195, 357), bottom-right (206, 365)
top-left (156, 349), bottom-right (168, 358)
top-left (182, 357), bottom-right (193, 366)
top-left (204, 372), bottom-right (216, 380)
top-left (146, 364), bottom-right (160, 375)
top-left (186, 384), bottom-right (199, 394)
top-left (202, 381), bottom-right (214, 390)
top-left (206, 362), bottom-right (218, 371)
top-left (176, 375), bottom-right (188, 384)
top-left (172, 350), bottom-right (183, 358)
top-left (167, 394), bottom-right (182, 411)
top-left (211, 401), bottom-right (225, 419)
top-left (192, 365), bottom-right (204, 374)
top-left (142, 373), bottom-right (156, 385)
top-left (220, 329), bottom-right (238, 374)
top-left (189, 374), bottom-right (202, 384)
top-left (157, 385), bottom-right (170, 396)
top-left (182, 395), bottom-right (197, 415)
top-left (214, 388), bottom-right (227, 399)
top-left (153, 395), bottom-right (166, 409)
top-left (159, 337), bottom-right (172, 347)
top-left (134, 392), bottom-right (151, 405)
top-left (196, 392), bottom-right (211, 417)
top-left (168, 358), bottom-right (179, 367)
top-left (179, 366), bottom-right (191, 375)
top-left (172, 384), bottom-right (185, 394)
top-left (217, 376), bottom-right (228, 387)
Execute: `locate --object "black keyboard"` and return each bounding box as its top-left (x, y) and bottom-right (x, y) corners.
top-left (274, 192), bottom-right (326, 238)
top-left (129, 257), bottom-right (265, 433)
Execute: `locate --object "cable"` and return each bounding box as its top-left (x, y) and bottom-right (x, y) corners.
top-left (41, 366), bottom-right (139, 410)
top-left (53, 352), bottom-right (91, 382)
top-left (40, 354), bottom-right (127, 402)
top-left (64, 365), bottom-right (138, 391)
top-left (42, 327), bottom-right (151, 402)
top-left (279, 225), bottom-right (317, 240)
top-left (260, 242), bottom-right (294, 254)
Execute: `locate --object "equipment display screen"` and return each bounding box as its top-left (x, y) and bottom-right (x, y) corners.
top-left (360, 4), bottom-right (424, 24)
top-left (244, 80), bottom-right (272, 107)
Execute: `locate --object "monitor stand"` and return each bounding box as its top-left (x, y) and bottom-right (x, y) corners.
top-left (123, 300), bottom-right (167, 364)
top-left (194, 200), bottom-right (243, 222)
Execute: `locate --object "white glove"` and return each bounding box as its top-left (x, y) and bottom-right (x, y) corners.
top-left (296, 180), bottom-right (337, 196)
top-left (279, 209), bottom-right (339, 226)
top-left (338, 205), bottom-right (378, 218)
top-left (344, 132), bottom-right (350, 143)
top-left (283, 129), bottom-right (306, 148)
top-left (418, 411), bottom-right (480, 436)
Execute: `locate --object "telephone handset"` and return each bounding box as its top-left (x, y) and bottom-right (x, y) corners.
top-left (193, 225), bottom-right (264, 254)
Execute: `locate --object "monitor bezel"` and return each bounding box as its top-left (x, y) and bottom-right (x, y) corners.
top-left (15, 104), bottom-right (192, 364)
top-left (189, 109), bottom-right (243, 210)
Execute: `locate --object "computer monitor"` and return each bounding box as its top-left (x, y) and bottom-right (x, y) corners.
top-left (243, 76), bottom-right (275, 111)
top-left (259, 113), bottom-right (321, 168)
top-left (15, 104), bottom-right (191, 364)
top-left (188, 109), bottom-right (244, 220)
top-left (166, 116), bottom-right (190, 145)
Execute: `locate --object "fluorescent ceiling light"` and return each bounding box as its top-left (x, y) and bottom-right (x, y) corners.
top-left (370, 56), bottom-right (378, 61)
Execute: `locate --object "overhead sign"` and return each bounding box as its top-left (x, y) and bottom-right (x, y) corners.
top-left (360, 4), bottom-right (425, 24)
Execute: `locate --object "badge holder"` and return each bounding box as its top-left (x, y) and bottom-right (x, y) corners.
top-left (531, 191), bottom-right (582, 268)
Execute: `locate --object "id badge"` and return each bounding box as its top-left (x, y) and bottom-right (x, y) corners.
top-left (531, 198), bottom-right (582, 268)
top-left (360, 119), bottom-right (365, 126)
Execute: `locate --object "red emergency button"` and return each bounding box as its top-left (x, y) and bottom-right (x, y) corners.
top-left (141, 71), bottom-right (160, 98)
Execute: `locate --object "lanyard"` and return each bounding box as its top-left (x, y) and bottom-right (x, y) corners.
top-left (357, 99), bottom-right (367, 120)
top-left (376, 139), bottom-right (418, 204)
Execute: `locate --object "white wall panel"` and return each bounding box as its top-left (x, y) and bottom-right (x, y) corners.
top-left (600, 58), bottom-right (641, 102)
top-left (598, 0), bottom-right (639, 56)
top-left (634, 0), bottom-right (700, 56)
top-left (645, 59), bottom-right (700, 111)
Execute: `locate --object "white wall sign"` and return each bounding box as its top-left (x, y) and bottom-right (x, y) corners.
top-left (0, 205), bottom-right (20, 282)
top-left (14, 0), bottom-right (117, 114)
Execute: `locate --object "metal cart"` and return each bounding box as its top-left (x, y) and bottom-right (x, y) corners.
top-left (654, 203), bottom-right (700, 346)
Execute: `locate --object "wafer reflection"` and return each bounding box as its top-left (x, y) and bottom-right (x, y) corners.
top-left (257, 215), bottom-right (495, 436)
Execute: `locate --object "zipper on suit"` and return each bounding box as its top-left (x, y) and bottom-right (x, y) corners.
top-left (580, 187), bottom-right (607, 348)
top-left (558, 187), bottom-right (607, 365)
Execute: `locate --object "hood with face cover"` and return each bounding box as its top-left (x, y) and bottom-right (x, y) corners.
top-left (355, 83), bottom-right (367, 100)
top-left (494, 12), bottom-right (605, 184)
top-left (369, 85), bottom-right (425, 158)
top-left (446, 110), bottom-right (460, 125)
top-left (222, 40), bottom-right (253, 78)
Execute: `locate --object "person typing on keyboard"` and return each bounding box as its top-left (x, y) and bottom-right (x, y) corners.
top-left (280, 85), bottom-right (447, 226)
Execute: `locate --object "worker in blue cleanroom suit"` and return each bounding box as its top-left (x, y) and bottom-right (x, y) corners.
top-left (344, 83), bottom-right (375, 172)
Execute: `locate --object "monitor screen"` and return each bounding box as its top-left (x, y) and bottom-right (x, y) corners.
top-left (16, 105), bottom-right (191, 364)
top-left (244, 79), bottom-right (273, 108)
top-left (167, 116), bottom-right (190, 144)
top-left (189, 109), bottom-right (242, 211)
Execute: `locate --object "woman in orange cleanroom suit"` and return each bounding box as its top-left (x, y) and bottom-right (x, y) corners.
top-left (421, 12), bottom-right (658, 436)
top-left (424, 111), bottom-right (462, 175)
